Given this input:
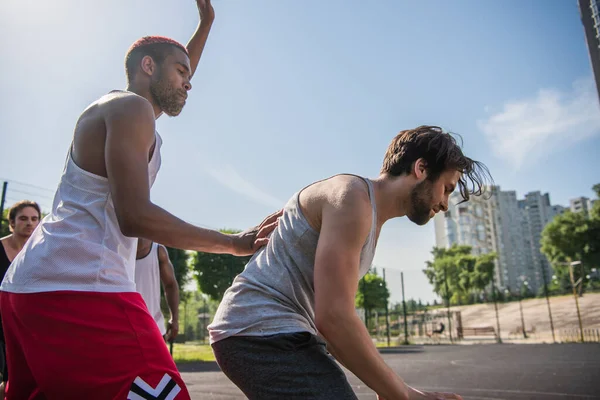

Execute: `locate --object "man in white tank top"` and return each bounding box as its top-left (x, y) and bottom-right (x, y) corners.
top-left (209, 126), bottom-right (492, 400)
top-left (135, 239), bottom-right (179, 341)
top-left (0, 2), bottom-right (280, 399)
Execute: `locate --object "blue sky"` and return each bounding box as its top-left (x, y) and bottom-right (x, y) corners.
top-left (1, 0), bottom-right (599, 303)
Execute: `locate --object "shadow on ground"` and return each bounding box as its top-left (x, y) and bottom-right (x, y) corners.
top-left (378, 345), bottom-right (425, 354)
top-left (177, 361), bottom-right (222, 373)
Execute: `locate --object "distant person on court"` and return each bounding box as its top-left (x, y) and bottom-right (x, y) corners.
top-left (135, 238), bottom-right (180, 341)
top-left (209, 126), bottom-right (491, 400)
top-left (0, 1), bottom-right (279, 399)
top-left (0, 201), bottom-right (41, 397)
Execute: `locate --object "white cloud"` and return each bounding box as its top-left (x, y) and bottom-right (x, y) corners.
top-left (206, 164), bottom-right (283, 209)
top-left (478, 77), bottom-right (600, 169)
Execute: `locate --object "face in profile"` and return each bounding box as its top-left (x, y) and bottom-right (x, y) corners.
top-left (407, 169), bottom-right (461, 226)
top-left (149, 48), bottom-right (192, 117)
top-left (11, 206), bottom-right (40, 237)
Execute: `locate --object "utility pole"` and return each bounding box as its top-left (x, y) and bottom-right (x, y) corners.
top-left (0, 181), bottom-right (8, 231)
top-left (443, 265), bottom-right (453, 343)
top-left (539, 266), bottom-right (556, 343)
top-left (570, 261), bottom-right (585, 342)
top-left (383, 268), bottom-right (391, 347)
top-left (491, 268), bottom-right (502, 344)
top-left (401, 272), bottom-right (409, 345)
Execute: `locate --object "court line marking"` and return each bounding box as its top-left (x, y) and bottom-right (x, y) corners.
top-left (450, 359), bottom-right (600, 368)
top-left (422, 386), bottom-right (597, 398)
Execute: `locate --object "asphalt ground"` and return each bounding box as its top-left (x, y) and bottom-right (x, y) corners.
top-left (178, 343), bottom-right (600, 399)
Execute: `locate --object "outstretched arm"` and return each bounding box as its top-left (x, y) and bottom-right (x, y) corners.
top-left (187, 0), bottom-right (215, 78)
top-left (104, 94), bottom-right (280, 255)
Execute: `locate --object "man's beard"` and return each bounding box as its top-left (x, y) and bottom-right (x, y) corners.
top-left (149, 68), bottom-right (185, 116)
top-left (407, 179), bottom-right (434, 226)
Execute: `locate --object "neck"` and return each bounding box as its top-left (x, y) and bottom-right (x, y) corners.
top-left (7, 233), bottom-right (29, 252)
top-left (136, 239), bottom-right (153, 259)
top-left (125, 83), bottom-right (162, 118)
top-left (371, 174), bottom-right (413, 224)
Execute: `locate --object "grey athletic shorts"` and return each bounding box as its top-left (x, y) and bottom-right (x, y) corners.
top-left (212, 331), bottom-right (358, 400)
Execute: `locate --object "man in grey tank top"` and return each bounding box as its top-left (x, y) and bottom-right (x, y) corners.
top-left (209, 126), bottom-right (492, 400)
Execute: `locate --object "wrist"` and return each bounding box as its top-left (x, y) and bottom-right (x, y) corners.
top-left (199, 18), bottom-right (214, 29)
top-left (226, 233), bottom-right (239, 255)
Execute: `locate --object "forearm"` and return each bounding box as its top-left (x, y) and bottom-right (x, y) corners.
top-left (123, 202), bottom-right (234, 254)
top-left (165, 285), bottom-right (180, 322)
top-left (319, 313), bottom-right (409, 400)
top-left (187, 21), bottom-right (213, 76)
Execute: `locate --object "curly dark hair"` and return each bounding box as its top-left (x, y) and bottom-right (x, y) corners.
top-left (381, 125), bottom-right (493, 202)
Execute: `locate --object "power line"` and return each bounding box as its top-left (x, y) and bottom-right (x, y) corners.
top-left (8, 188), bottom-right (54, 201)
top-left (0, 178), bottom-right (55, 194)
top-left (4, 197), bottom-right (52, 212)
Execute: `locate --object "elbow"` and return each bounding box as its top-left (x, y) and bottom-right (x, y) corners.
top-left (164, 282), bottom-right (179, 293)
top-left (116, 207), bottom-right (147, 237)
top-left (315, 310), bottom-right (339, 341)
top-left (118, 215), bottom-right (140, 237)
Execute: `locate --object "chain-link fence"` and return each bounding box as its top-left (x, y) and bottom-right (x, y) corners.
top-left (355, 267), bottom-right (600, 345)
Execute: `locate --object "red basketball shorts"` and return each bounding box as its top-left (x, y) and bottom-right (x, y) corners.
top-left (0, 290), bottom-right (190, 400)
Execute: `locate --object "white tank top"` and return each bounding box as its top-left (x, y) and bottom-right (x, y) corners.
top-left (135, 243), bottom-right (166, 335)
top-left (1, 132), bottom-right (162, 293)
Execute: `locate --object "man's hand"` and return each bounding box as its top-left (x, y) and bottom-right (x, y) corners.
top-left (165, 319), bottom-right (179, 341)
top-left (377, 387), bottom-right (463, 400)
top-left (231, 210), bottom-right (283, 256)
top-left (196, 0), bottom-right (215, 25)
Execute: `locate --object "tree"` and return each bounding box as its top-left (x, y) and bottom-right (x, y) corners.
top-left (191, 229), bottom-right (251, 301)
top-left (355, 271), bottom-right (390, 329)
top-left (541, 184), bottom-right (600, 295)
top-left (192, 252), bottom-right (250, 301)
top-left (0, 209), bottom-right (10, 237)
top-left (166, 247), bottom-right (190, 290)
top-left (423, 245), bottom-right (496, 305)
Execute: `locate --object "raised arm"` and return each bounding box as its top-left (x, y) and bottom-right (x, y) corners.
top-left (158, 244), bottom-right (180, 340)
top-left (313, 186), bottom-right (410, 400)
top-left (187, 0), bottom-right (215, 78)
top-left (103, 94), bottom-right (279, 255)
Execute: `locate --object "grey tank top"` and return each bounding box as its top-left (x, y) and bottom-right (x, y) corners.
top-left (208, 175), bottom-right (378, 344)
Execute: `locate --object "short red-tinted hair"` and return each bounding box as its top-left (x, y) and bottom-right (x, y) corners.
top-left (125, 36), bottom-right (189, 81)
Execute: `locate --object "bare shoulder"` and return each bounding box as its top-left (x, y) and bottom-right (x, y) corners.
top-left (75, 91), bottom-right (153, 128)
top-left (321, 175), bottom-right (371, 213)
top-left (157, 244), bottom-right (171, 262)
top-left (301, 175), bottom-right (371, 231)
top-left (98, 91), bottom-right (154, 121)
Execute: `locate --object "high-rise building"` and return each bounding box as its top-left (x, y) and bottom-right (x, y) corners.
top-left (488, 188), bottom-right (528, 291)
top-left (578, 0), bottom-right (600, 102)
top-left (570, 196), bottom-right (594, 216)
top-left (435, 188), bottom-right (563, 295)
top-left (434, 186), bottom-right (527, 291)
top-left (551, 204), bottom-right (567, 217)
top-left (518, 192), bottom-right (557, 293)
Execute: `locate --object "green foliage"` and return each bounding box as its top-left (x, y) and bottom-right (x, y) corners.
top-left (1, 209), bottom-right (10, 237)
top-left (166, 247), bottom-right (190, 290)
top-left (178, 291), bottom-right (220, 342)
top-left (520, 282), bottom-right (534, 299)
top-left (390, 299), bottom-right (428, 314)
top-left (192, 252), bottom-right (250, 301)
top-left (423, 245), bottom-right (496, 305)
top-left (355, 271), bottom-right (390, 311)
top-left (190, 229), bottom-right (251, 301)
top-left (541, 183), bottom-right (600, 294)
